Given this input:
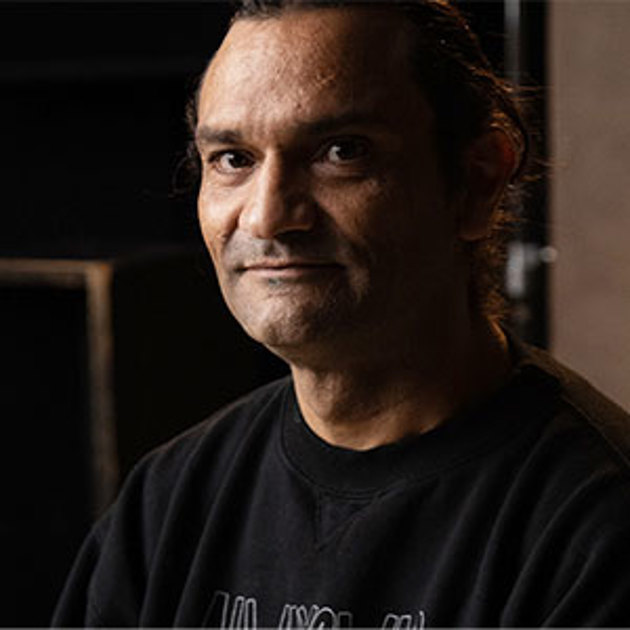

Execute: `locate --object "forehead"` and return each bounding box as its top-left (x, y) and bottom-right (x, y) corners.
top-left (197, 8), bottom-right (432, 135)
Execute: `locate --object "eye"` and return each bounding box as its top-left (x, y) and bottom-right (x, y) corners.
top-left (322, 137), bottom-right (371, 164)
top-left (208, 150), bottom-right (255, 175)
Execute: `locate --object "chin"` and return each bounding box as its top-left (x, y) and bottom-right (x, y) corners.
top-left (223, 279), bottom-right (366, 356)
top-left (243, 314), bottom-right (326, 350)
top-left (236, 301), bottom-right (348, 357)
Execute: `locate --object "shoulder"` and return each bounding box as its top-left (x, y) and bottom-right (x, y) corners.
top-left (515, 338), bottom-right (630, 471)
top-left (132, 375), bottom-right (293, 487)
top-left (53, 377), bottom-right (293, 626)
top-left (104, 376), bottom-right (293, 546)
top-left (145, 376), bottom-right (292, 460)
top-left (506, 338), bottom-right (630, 555)
top-left (498, 340), bottom-right (630, 614)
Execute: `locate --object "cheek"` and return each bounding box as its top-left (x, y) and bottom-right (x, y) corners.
top-left (197, 182), bottom-right (239, 260)
top-left (315, 177), bottom-right (392, 244)
top-left (384, 165), bottom-right (454, 241)
top-left (335, 172), bottom-right (455, 273)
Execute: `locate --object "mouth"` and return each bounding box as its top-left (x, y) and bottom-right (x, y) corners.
top-left (238, 260), bottom-right (343, 279)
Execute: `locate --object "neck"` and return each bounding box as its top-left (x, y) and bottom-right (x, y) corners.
top-left (290, 316), bottom-right (512, 450)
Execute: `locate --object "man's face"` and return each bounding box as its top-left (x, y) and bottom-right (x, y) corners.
top-left (196, 8), bottom-right (466, 361)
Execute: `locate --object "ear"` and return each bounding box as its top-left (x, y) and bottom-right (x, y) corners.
top-left (457, 128), bottom-right (518, 242)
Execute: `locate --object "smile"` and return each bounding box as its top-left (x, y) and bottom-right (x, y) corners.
top-left (240, 261), bottom-right (342, 280)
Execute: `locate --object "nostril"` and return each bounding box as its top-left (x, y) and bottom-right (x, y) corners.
top-left (239, 196), bottom-right (317, 239)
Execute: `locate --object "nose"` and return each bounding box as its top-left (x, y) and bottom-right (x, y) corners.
top-left (238, 155), bottom-right (316, 239)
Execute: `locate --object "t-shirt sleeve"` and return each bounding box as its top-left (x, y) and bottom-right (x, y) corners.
top-left (49, 410), bottom-right (221, 627)
top-left (50, 450), bottom-right (160, 627)
top-left (541, 523), bottom-right (630, 626)
top-left (499, 475), bottom-right (630, 627)
top-left (51, 516), bottom-right (111, 627)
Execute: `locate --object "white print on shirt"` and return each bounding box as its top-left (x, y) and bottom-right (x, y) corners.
top-left (278, 603), bottom-right (353, 628)
top-left (205, 590), bottom-right (426, 629)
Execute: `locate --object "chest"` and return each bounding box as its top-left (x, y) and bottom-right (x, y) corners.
top-left (142, 455), bottom-right (559, 628)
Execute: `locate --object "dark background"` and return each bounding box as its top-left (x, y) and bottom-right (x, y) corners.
top-left (0, 2), bottom-right (546, 625)
top-left (0, 2), bottom-right (233, 256)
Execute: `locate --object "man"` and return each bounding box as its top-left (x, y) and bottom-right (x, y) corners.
top-left (53, 1), bottom-right (630, 627)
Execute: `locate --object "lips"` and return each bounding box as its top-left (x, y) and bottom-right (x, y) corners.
top-left (235, 260), bottom-right (343, 282)
top-left (239, 259), bottom-right (341, 272)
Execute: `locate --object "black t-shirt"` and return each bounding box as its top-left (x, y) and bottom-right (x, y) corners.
top-left (52, 340), bottom-right (630, 627)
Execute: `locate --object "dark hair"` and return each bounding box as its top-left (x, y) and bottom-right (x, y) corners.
top-left (188, 0), bottom-right (530, 321)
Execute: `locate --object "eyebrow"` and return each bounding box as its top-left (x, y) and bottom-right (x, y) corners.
top-left (195, 127), bottom-right (244, 147)
top-left (195, 111), bottom-right (389, 148)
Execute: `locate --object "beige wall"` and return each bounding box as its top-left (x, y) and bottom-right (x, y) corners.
top-left (550, 0), bottom-right (630, 409)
